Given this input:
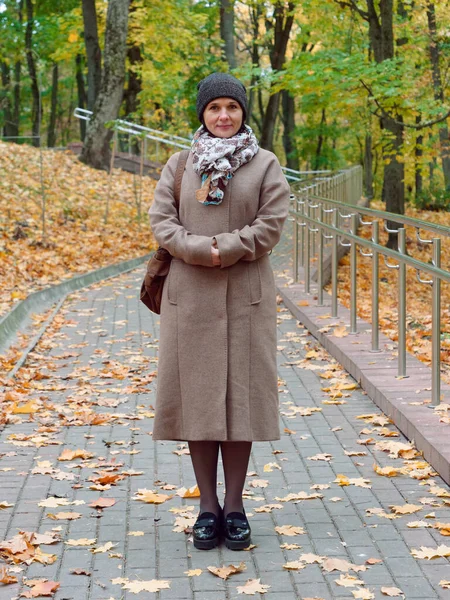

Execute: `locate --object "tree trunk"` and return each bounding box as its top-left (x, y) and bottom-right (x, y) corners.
top-left (260, 1), bottom-right (295, 151)
top-left (381, 114), bottom-right (404, 247)
top-left (1, 62), bottom-right (15, 138)
top-left (247, 2), bottom-right (262, 130)
top-left (81, 0), bottom-right (102, 111)
top-left (364, 0), bottom-right (404, 244)
top-left (426, 1), bottom-right (450, 191)
top-left (313, 108), bottom-right (326, 171)
top-left (363, 133), bottom-right (374, 200)
top-left (124, 45), bottom-right (142, 119)
top-left (415, 120), bottom-right (423, 200)
top-left (75, 54), bottom-right (87, 141)
top-left (25, 0), bottom-right (40, 147)
top-left (47, 63), bottom-right (58, 147)
top-left (219, 0), bottom-right (236, 69)
top-left (80, 0), bottom-right (130, 170)
top-left (281, 89), bottom-right (298, 170)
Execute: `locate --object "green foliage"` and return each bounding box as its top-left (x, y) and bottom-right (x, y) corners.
top-left (412, 187), bottom-right (450, 212)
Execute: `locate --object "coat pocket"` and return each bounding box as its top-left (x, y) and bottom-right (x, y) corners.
top-left (248, 260), bottom-right (262, 305)
top-left (167, 260), bottom-right (178, 305)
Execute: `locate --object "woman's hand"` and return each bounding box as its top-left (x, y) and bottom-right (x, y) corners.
top-left (211, 240), bottom-right (221, 266)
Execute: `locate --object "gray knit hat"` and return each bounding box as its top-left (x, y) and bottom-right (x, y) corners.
top-left (196, 73), bottom-right (247, 124)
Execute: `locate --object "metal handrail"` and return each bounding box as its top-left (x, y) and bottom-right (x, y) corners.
top-left (305, 193), bottom-right (450, 239)
top-left (291, 166), bottom-right (448, 407)
top-left (73, 107), bottom-right (326, 182)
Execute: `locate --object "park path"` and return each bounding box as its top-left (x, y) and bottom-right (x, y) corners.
top-left (1, 263), bottom-right (450, 600)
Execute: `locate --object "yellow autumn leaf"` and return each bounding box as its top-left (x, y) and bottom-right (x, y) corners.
top-left (132, 489), bottom-right (173, 504)
top-left (207, 562), bottom-right (246, 580)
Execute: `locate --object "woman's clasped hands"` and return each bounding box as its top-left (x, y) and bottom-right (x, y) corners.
top-left (211, 239), bottom-right (221, 267)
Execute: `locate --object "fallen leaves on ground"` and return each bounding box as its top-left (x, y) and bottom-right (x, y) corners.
top-left (0, 142), bottom-right (157, 319)
top-left (275, 492), bottom-right (323, 502)
top-left (176, 485), bottom-right (200, 498)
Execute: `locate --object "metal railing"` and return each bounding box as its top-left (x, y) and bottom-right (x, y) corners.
top-left (74, 108), bottom-right (325, 183)
top-left (291, 165), bottom-right (450, 407)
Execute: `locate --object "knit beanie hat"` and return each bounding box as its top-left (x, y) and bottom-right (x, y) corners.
top-left (196, 73), bottom-right (248, 124)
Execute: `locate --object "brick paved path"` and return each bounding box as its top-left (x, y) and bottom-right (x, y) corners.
top-left (1, 263), bottom-right (450, 600)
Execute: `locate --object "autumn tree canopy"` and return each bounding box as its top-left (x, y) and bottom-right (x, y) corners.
top-left (0, 0), bottom-right (449, 209)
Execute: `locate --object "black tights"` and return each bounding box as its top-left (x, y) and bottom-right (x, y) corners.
top-left (188, 441), bottom-right (252, 516)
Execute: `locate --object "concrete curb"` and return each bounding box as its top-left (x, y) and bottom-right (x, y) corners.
top-left (0, 253), bottom-right (151, 354)
top-left (276, 274), bottom-right (450, 485)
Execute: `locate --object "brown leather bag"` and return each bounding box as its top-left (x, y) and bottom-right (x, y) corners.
top-left (140, 149), bottom-right (189, 314)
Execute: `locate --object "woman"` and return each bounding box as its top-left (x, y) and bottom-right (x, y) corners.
top-left (149, 72), bottom-right (290, 550)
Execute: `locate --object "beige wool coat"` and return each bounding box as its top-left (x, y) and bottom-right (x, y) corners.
top-left (148, 148), bottom-right (290, 441)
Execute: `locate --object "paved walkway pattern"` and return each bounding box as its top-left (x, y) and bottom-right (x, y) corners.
top-left (1, 265), bottom-right (450, 600)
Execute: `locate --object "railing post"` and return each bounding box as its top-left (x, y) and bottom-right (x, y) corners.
top-left (371, 221), bottom-right (380, 352)
top-left (398, 228), bottom-right (407, 378)
top-left (305, 203), bottom-right (310, 294)
top-left (317, 206), bottom-right (324, 307)
top-left (299, 195), bottom-right (305, 267)
top-left (293, 195), bottom-right (299, 283)
top-left (431, 237), bottom-right (441, 406)
top-left (331, 208), bottom-right (339, 317)
top-left (350, 213), bottom-right (358, 334)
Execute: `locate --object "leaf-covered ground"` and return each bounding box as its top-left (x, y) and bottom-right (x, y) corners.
top-left (0, 273), bottom-right (450, 599)
top-left (331, 201), bottom-right (450, 384)
top-left (0, 141), bottom-right (158, 318)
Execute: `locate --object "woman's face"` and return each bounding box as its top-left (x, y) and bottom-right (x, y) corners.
top-left (203, 97), bottom-right (243, 138)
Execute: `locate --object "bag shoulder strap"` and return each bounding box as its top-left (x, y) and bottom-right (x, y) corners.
top-left (173, 149), bottom-right (189, 208)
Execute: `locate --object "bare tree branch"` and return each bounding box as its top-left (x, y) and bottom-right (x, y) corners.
top-left (360, 78), bottom-right (450, 129)
top-left (334, 0), bottom-right (369, 21)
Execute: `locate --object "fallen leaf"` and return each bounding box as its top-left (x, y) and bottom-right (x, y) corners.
top-left (365, 558), bottom-right (382, 565)
top-left (121, 579), bottom-right (171, 593)
top-left (20, 580), bottom-right (60, 597)
top-left (249, 479), bottom-right (269, 488)
top-left (176, 485), bottom-right (200, 498)
top-left (380, 586), bottom-right (404, 597)
top-left (91, 541), bottom-right (117, 554)
top-left (283, 560), bottom-right (306, 570)
top-left (334, 573), bottom-right (364, 587)
top-left (352, 589), bottom-right (375, 599)
top-left (321, 558), bottom-right (367, 573)
top-left (280, 543), bottom-right (302, 550)
top-left (275, 492), bottom-right (322, 502)
top-left (440, 580), bottom-right (450, 589)
top-left (275, 525), bottom-right (305, 536)
top-left (57, 449), bottom-right (94, 461)
top-left (389, 504), bottom-right (422, 515)
top-left (132, 489), bottom-right (172, 504)
top-left (207, 562), bottom-right (246, 580)
top-left (0, 566), bottom-right (18, 584)
top-left (373, 464), bottom-right (404, 477)
top-left (89, 498), bottom-right (116, 509)
top-left (411, 544), bottom-right (450, 559)
top-left (308, 453), bottom-right (333, 462)
top-left (299, 553), bottom-right (325, 564)
top-left (263, 462), bottom-right (281, 472)
top-left (254, 504), bottom-right (283, 513)
top-left (65, 538), bottom-right (96, 546)
top-left (185, 569), bottom-right (202, 576)
top-left (236, 578), bottom-right (270, 595)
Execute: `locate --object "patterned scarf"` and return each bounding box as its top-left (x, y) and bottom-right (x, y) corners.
top-left (191, 124), bottom-right (259, 206)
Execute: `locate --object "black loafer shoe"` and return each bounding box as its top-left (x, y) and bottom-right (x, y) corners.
top-left (223, 511), bottom-right (251, 550)
top-left (193, 511), bottom-right (221, 550)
